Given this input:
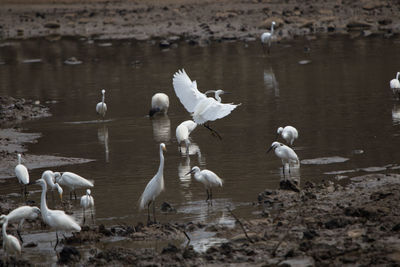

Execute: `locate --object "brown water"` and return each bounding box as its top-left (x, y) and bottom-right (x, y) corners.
top-left (1, 36), bottom-right (400, 260)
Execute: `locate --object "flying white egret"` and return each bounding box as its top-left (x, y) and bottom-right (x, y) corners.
top-left (276, 126), bottom-right (298, 146)
top-left (0, 206), bottom-right (40, 243)
top-left (96, 89), bottom-right (107, 119)
top-left (261, 21), bottom-right (276, 54)
top-left (55, 172), bottom-right (94, 200)
top-left (80, 189), bottom-right (95, 224)
top-left (15, 153), bottom-right (29, 196)
top-left (390, 72), bottom-right (400, 98)
top-left (149, 93), bottom-right (169, 117)
top-left (186, 166), bottom-right (223, 205)
top-left (35, 178), bottom-right (81, 250)
top-left (172, 69), bottom-right (240, 139)
top-left (139, 143), bottom-right (167, 223)
top-left (267, 141), bottom-right (299, 177)
top-left (176, 120), bottom-right (197, 153)
top-left (1, 217), bottom-right (21, 259)
top-left (41, 170), bottom-right (63, 201)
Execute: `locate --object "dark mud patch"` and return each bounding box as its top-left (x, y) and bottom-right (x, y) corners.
top-left (0, 96), bottom-right (50, 124)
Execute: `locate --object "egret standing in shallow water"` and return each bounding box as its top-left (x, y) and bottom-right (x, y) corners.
top-left (261, 21), bottom-right (276, 54)
top-left (41, 170), bottom-right (63, 201)
top-left (276, 126), bottom-right (298, 146)
top-left (55, 172), bottom-right (94, 200)
top-left (173, 69), bottom-right (240, 139)
top-left (149, 93), bottom-right (169, 117)
top-left (267, 141), bottom-right (299, 177)
top-left (1, 217), bottom-right (21, 259)
top-left (15, 153), bottom-right (29, 196)
top-left (96, 89), bottom-right (107, 119)
top-left (139, 143), bottom-right (166, 224)
top-left (80, 189), bottom-right (95, 224)
top-left (176, 120), bottom-right (197, 153)
top-left (186, 166), bottom-right (223, 205)
top-left (390, 72), bottom-right (400, 98)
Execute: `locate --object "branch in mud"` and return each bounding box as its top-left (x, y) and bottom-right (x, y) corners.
top-left (226, 206), bottom-right (254, 243)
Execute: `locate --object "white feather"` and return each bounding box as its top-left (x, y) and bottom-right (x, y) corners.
top-left (56, 172), bottom-right (94, 191)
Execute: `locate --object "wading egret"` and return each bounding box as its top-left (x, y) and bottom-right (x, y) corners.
top-left (15, 153), bottom-right (29, 196)
top-left (139, 143), bottom-right (167, 223)
top-left (0, 206), bottom-right (40, 243)
top-left (149, 93), bottom-right (169, 117)
top-left (96, 89), bottom-right (107, 119)
top-left (55, 172), bottom-right (94, 200)
top-left (267, 141), bottom-right (299, 177)
top-left (172, 69), bottom-right (240, 139)
top-left (276, 126), bottom-right (298, 146)
top-left (176, 120), bottom-right (197, 153)
top-left (1, 217), bottom-right (21, 259)
top-left (186, 166), bottom-right (223, 205)
top-left (41, 170), bottom-right (63, 201)
top-left (261, 21), bottom-right (276, 54)
top-left (390, 72), bottom-right (400, 98)
top-left (80, 189), bottom-right (94, 224)
top-left (35, 179), bottom-right (81, 250)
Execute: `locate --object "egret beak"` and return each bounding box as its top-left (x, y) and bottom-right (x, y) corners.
top-left (162, 146), bottom-right (167, 152)
top-left (185, 170), bottom-right (194, 176)
top-left (223, 91), bottom-right (231, 94)
top-left (267, 146), bottom-right (273, 153)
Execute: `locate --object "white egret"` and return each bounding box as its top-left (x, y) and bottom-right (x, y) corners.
top-left (267, 141), bottom-right (299, 177)
top-left (41, 170), bottom-right (63, 201)
top-left (139, 143), bottom-right (167, 223)
top-left (1, 217), bottom-right (21, 259)
top-left (149, 93), bottom-right (169, 117)
top-left (96, 89), bottom-right (107, 119)
top-left (261, 21), bottom-right (276, 54)
top-left (176, 120), bottom-right (197, 153)
top-left (172, 69), bottom-right (240, 139)
top-left (55, 172), bottom-right (94, 200)
top-left (276, 126), bottom-right (298, 146)
top-left (390, 72), bottom-right (400, 98)
top-left (35, 179), bottom-right (81, 250)
top-left (186, 166), bottom-right (223, 205)
top-left (80, 189), bottom-right (95, 224)
top-left (0, 206), bottom-right (40, 243)
top-left (15, 153), bottom-right (29, 196)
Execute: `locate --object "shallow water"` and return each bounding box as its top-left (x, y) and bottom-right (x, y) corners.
top-left (1, 36), bottom-right (400, 261)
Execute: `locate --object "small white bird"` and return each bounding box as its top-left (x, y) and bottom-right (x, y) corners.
top-left (176, 120), bottom-right (197, 153)
top-left (390, 72), bottom-right (400, 98)
top-left (15, 153), bottom-right (29, 196)
top-left (173, 69), bottom-right (240, 139)
top-left (0, 206), bottom-right (40, 243)
top-left (80, 189), bottom-right (95, 224)
top-left (186, 166), bottom-right (223, 205)
top-left (149, 93), bottom-right (169, 117)
top-left (276, 126), bottom-right (298, 146)
top-left (1, 217), bottom-right (21, 259)
top-left (96, 89), bottom-right (107, 119)
top-left (55, 172), bottom-right (94, 200)
top-left (41, 170), bottom-right (64, 201)
top-left (261, 21), bottom-right (276, 54)
top-left (35, 178), bottom-right (81, 250)
top-left (267, 141), bottom-right (299, 177)
top-left (139, 143), bottom-right (167, 223)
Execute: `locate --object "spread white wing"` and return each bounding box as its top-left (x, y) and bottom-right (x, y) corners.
top-left (193, 98), bottom-right (239, 124)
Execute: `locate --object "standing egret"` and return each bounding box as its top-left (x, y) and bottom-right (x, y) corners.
top-left (139, 143), bottom-right (167, 224)
top-left (96, 89), bottom-right (107, 119)
top-left (1, 217), bottom-right (21, 259)
top-left (41, 170), bottom-right (63, 201)
top-left (276, 126), bottom-right (298, 146)
top-left (267, 141), bottom-right (299, 177)
top-left (35, 179), bottom-right (81, 250)
top-left (0, 206), bottom-right (40, 243)
top-left (172, 69), bottom-right (240, 139)
top-left (390, 72), bottom-right (400, 98)
top-left (55, 172), bottom-right (94, 200)
top-left (186, 166), bottom-right (223, 205)
top-left (176, 120), bottom-right (197, 153)
top-left (149, 93), bottom-right (169, 117)
top-left (80, 189), bottom-right (95, 224)
top-left (15, 153), bottom-right (29, 196)
top-left (261, 21), bottom-right (276, 54)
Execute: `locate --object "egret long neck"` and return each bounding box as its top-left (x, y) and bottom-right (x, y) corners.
top-left (215, 92), bottom-right (222, 103)
top-left (40, 183), bottom-right (49, 215)
top-left (102, 94), bottom-right (105, 104)
top-left (157, 147), bottom-right (165, 177)
top-left (397, 72), bottom-right (400, 80)
top-left (2, 219), bottom-right (7, 238)
top-left (17, 155), bottom-right (21, 165)
top-left (271, 24), bottom-right (275, 34)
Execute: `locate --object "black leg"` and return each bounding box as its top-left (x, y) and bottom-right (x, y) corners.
top-left (54, 231), bottom-right (59, 251)
top-left (210, 188), bottom-right (213, 206)
top-left (91, 208), bottom-right (94, 224)
top-left (17, 229), bottom-right (23, 244)
top-left (74, 191), bottom-right (77, 200)
top-left (203, 124), bottom-right (222, 140)
top-left (83, 208), bottom-right (86, 224)
top-left (206, 189), bottom-right (210, 202)
top-left (69, 191), bottom-right (72, 200)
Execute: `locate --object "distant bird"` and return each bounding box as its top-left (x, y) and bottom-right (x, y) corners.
top-left (1, 217), bottom-right (21, 259)
top-left (139, 143), bottom-right (166, 223)
top-left (276, 126), bottom-right (298, 146)
top-left (55, 172), bottom-right (94, 200)
top-left (41, 170), bottom-right (64, 201)
top-left (267, 141), bottom-right (299, 176)
top-left (186, 166), bottom-right (223, 205)
top-left (35, 178), bottom-right (81, 250)
top-left (261, 21), bottom-right (276, 54)
top-left (390, 72), bottom-right (400, 98)
top-left (176, 120), bottom-right (197, 153)
top-left (173, 69), bottom-right (240, 139)
top-left (80, 189), bottom-right (95, 224)
top-left (149, 93), bottom-right (169, 117)
top-left (0, 206), bottom-right (40, 243)
top-left (96, 89), bottom-right (107, 119)
top-left (15, 153), bottom-right (29, 196)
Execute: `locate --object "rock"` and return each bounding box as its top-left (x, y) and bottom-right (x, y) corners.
top-left (98, 224), bottom-right (112, 236)
top-left (347, 21), bottom-right (373, 30)
top-left (159, 40), bottom-right (171, 48)
top-left (347, 228), bottom-right (364, 238)
top-left (44, 21), bottom-right (60, 29)
top-left (231, 232), bottom-right (258, 242)
top-left (161, 243), bottom-right (179, 254)
top-left (58, 246), bottom-right (81, 264)
top-left (324, 218), bottom-right (350, 229)
top-left (362, 1), bottom-right (384, 10)
top-left (160, 201), bottom-right (176, 212)
top-left (64, 57), bottom-right (82, 65)
top-left (23, 242), bottom-right (37, 248)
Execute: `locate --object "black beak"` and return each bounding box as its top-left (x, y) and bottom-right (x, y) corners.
top-left (267, 146), bottom-right (273, 153)
top-left (185, 170), bottom-right (193, 176)
top-left (149, 108), bottom-right (160, 117)
top-left (223, 91), bottom-right (231, 94)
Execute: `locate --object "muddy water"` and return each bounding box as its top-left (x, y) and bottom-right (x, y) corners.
top-left (1, 36), bottom-right (400, 260)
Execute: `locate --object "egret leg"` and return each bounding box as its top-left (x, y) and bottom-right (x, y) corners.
top-left (17, 220), bottom-right (24, 243)
top-left (210, 188), bottom-right (213, 206)
top-left (74, 191), bottom-right (77, 200)
top-left (153, 201), bottom-right (157, 224)
top-left (54, 231), bottom-right (59, 251)
top-left (17, 229), bottom-right (23, 244)
top-left (24, 184), bottom-right (28, 196)
top-left (83, 207), bottom-right (86, 225)
top-left (203, 124), bottom-right (222, 140)
top-left (69, 191), bottom-right (73, 200)
top-left (91, 208), bottom-right (94, 224)
top-left (206, 189), bottom-right (210, 202)
top-left (179, 145), bottom-right (181, 153)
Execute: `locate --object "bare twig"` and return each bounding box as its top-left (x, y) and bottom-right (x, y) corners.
top-left (226, 206), bottom-right (253, 243)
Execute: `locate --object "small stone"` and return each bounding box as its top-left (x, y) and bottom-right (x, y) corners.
top-left (44, 21), bottom-right (60, 29)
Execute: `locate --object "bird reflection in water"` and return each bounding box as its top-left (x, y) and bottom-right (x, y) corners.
top-left (279, 163), bottom-right (301, 192)
top-left (151, 115), bottom-right (171, 143)
top-left (97, 125), bottom-right (109, 162)
top-left (263, 68), bottom-right (279, 97)
top-left (392, 104), bottom-right (400, 125)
